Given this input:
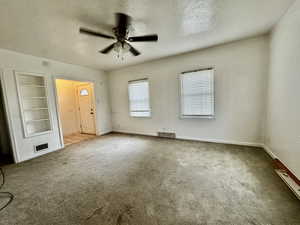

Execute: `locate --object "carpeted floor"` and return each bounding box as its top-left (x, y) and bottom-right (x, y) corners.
top-left (0, 133), bottom-right (299, 225)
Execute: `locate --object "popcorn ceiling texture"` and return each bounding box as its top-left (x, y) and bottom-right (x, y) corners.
top-left (0, 0), bottom-right (294, 70)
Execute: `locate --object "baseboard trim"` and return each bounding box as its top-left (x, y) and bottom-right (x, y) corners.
top-left (176, 135), bottom-right (263, 148)
top-left (261, 144), bottom-right (278, 159)
top-left (112, 129), bottom-right (263, 148)
top-left (98, 130), bottom-right (113, 136)
top-left (276, 169), bottom-right (300, 200)
top-left (112, 130), bottom-right (157, 137)
top-left (262, 144), bottom-right (300, 199)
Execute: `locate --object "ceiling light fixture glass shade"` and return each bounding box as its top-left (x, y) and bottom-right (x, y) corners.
top-left (114, 42), bottom-right (130, 60)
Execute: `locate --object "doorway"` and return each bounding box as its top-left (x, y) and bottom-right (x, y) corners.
top-left (0, 80), bottom-right (14, 166)
top-left (55, 79), bottom-right (97, 146)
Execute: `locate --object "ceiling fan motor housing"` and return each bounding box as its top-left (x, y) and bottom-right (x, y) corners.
top-left (79, 12), bottom-right (158, 57)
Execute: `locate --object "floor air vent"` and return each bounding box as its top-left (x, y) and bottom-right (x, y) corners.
top-left (158, 132), bottom-right (176, 139)
top-left (35, 143), bottom-right (49, 152)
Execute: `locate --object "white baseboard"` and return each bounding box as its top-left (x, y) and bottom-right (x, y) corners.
top-left (112, 129), bottom-right (264, 148)
top-left (98, 130), bottom-right (113, 136)
top-left (261, 144), bottom-right (278, 159)
top-left (113, 129), bottom-right (157, 137)
top-left (276, 169), bottom-right (300, 200)
top-left (176, 135), bottom-right (263, 148)
top-left (264, 144), bottom-right (299, 179)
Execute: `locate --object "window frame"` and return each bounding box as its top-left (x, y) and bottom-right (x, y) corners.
top-left (179, 68), bottom-right (215, 119)
top-left (128, 78), bottom-right (151, 118)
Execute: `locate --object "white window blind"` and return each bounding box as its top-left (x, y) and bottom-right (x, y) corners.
top-left (180, 69), bottom-right (214, 118)
top-left (128, 79), bottom-right (151, 117)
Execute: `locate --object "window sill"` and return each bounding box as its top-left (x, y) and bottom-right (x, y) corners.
top-left (180, 115), bottom-right (215, 119)
top-left (130, 114), bottom-right (152, 118)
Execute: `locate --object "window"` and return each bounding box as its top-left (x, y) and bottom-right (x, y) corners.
top-left (180, 68), bottom-right (214, 118)
top-left (128, 79), bottom-right (151, 117)
top-left (80, 89), bottom-right (89, 96)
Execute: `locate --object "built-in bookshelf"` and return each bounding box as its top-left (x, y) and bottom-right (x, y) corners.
top-left (15, 72), bottom-right (52, 137)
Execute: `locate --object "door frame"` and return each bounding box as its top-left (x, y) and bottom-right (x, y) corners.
top-left (75, 83), bottom-right (96, 134)
top-left (0, 69), bottom-right (20, 163)
top-left (53, 75), bottom-right (98, 148)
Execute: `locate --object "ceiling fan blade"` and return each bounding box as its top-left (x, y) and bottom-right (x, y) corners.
top-left (128, 34), bottom-right (158, 42)
top-left (99, 43), bottom-right (115, 54)
top-left (115, 13), bottom-right (131, 37)
top-left (80, 27), bottom-right (115, 39)
top-left (128, 44), bottom-right (141, 56)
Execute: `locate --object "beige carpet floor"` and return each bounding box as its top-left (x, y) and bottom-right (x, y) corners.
top-left (0, 133), bottom-right (299, 225)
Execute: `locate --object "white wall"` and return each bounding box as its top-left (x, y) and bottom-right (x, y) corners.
top-left (266, 0), bottom-right (300, 179)
top-left (109, 36), bottom-right (269, 146)
top-left (0, 48), bottom-right (112, 162)
top-left (56, 80), bottom-right (81, 136)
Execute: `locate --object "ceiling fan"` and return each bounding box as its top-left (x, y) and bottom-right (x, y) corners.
top-left (79, 13), bottom-right (158, 58)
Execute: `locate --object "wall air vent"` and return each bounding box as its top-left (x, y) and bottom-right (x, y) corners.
top-left (34, 143), bottom-right (48, 152)
top-left (158, 132), bottom-right (176, 139)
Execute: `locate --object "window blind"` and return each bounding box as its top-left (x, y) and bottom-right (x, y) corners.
top-left (180, 69), bottom-right (214, 117)
top-left (128, 79), bottom-right (151, 117)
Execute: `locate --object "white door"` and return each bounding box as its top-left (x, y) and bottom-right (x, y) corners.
top-left (77, 84), bottom-right (96, 134)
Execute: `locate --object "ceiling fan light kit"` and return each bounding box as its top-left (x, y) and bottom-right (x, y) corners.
top-left (79, 13), bottom-right (158, 60)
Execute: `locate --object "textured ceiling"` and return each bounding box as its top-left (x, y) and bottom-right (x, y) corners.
top-left (0, 0), bottom-right (295, 71)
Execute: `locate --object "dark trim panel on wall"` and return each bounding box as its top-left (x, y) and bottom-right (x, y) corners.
top-left (0, 80), bottom-right (13, 165)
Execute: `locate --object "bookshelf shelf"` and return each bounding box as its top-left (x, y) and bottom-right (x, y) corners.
top-left (16, 72), bottom-right (52, 138)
